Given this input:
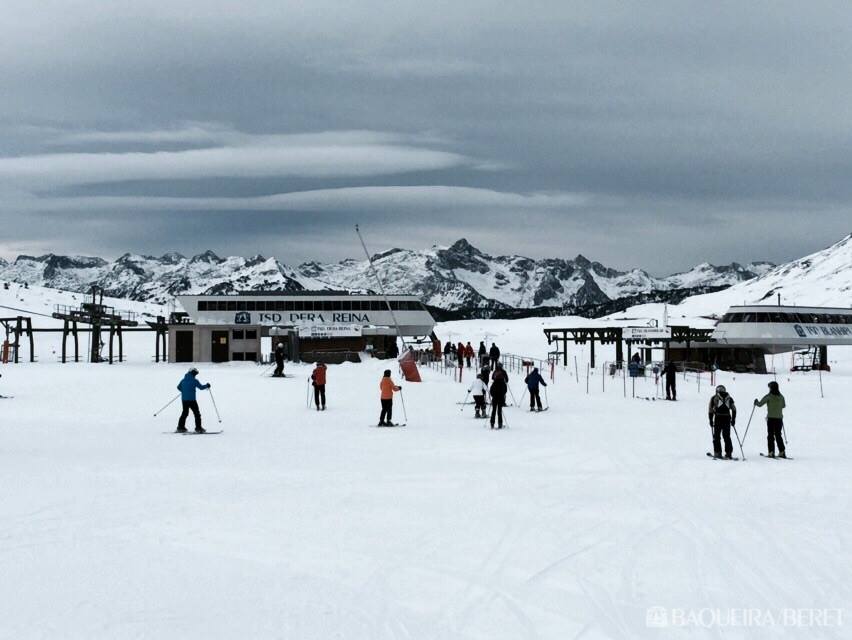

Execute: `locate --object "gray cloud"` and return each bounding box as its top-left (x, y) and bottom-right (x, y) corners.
top-left (1, 1), bottom-right (851, 272)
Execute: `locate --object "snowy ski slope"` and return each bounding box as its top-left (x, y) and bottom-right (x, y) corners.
top-left (1, 301), bottom-right (851, 637)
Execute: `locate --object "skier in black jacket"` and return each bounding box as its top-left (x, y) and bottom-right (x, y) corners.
top-left (489, 364), bottom-right (509, 429)
top-left (524, 367), bottom-right (547, 411)
top-left (708, 385), bottom-right (737, 458)
top-left (273, 342), bottom-right (285, 377)
top-left (478, 341), bottom-right (487, 368)
top-left (489, 343), bottom-right (500, 370)
top-left (662, 361), bottom-right (678, 400)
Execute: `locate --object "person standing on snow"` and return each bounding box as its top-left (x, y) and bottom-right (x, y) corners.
top-left (524, 367), bottom-right (547, 411)
top-left (176, 368), bottom-right (211, 433)
top-left (378, 369), bottom-right (402, 426)
top-left (489, 363), bottom-right (509, 429)
top-left (489, 343), bottom-right (501, 370)
top-left (456, 341), bottom-right (465, 368)
top-left (662, 361), bottom-right (678, 400)
top-left (478, 341), bottom-right (487, 368)
top-left (443, 341), bottom-right (452, 366)
top-left (311, 362), bottom-right (327, 411)
top-left (464, 342), bottom-right (474, 368)
top-left (468, 372), bottom-right (488, 418)
top-left (708, 385), bottom-right (737, 458)
top-left (273, 342), bottom-right (286, 377)
top-left (755, 381), bottom-right (787, 458)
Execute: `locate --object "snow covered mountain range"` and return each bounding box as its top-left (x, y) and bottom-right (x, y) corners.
top-left (0, 239), bottom-right (773, 312)
top-left (675, 232), bottom-right (852, 316)
top-left (0, 240), bottom-right (771, 310)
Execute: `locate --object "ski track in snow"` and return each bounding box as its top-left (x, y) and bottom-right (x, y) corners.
top-left (1, 324), bottom-right (851, 638)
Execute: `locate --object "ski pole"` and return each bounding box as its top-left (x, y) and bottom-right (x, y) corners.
top-left (208, 388), bottom-right (222, 423)
top-left (518, 387), bottom-right (527, 409)
top-left (708, 421), bottom-right (715, 455)
top-left (459, 388), bottom-right (471, 412)
top-left (306, 377), bottom-right (312, 408)
top-left (507, 385), bottom-right (518, 407)
top-left (782, 422), bottom-right (789, 445)
top-left (153, 393), bottom-right (181, 417)
top-left (741, 404), bottom-right (757, 446)
top-left (544, 385), bottom-right (549, 409)
top-left (399, 389), bottom-right (408, 424)
top-left (731, 421), bottom-right (746, 461)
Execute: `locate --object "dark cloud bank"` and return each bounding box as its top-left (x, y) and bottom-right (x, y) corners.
top-left (1, 1), bottom-right (850, 273)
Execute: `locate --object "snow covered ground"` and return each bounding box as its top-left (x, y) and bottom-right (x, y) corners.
top-left (2, 319), bottom-right (851, 638)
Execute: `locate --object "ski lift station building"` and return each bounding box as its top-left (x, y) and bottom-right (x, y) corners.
top-left (167, 291), bottom-right (436, 364)
top-left (667, 304), bottom-right (852, 372)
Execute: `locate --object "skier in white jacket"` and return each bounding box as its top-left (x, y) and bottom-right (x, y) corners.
top-left (468, 373), bottom-right (489, 418)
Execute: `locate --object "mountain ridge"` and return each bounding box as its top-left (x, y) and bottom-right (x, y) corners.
top-left (0, 239), bottom-right (776, 313)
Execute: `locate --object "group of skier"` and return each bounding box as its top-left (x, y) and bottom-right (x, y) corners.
top-left (441, 341), bottom-right (502, 370)
top-left (464, 358), bottom-right (549, 429)
top-left (707, 381), bottom-right (788, 459)
top-left (172, 348), bottom-right (790, 459)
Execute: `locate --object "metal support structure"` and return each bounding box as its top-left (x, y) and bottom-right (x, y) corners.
top-left (355, 224), bottom-right (406, 350)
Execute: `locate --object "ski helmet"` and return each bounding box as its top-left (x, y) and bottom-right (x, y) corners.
top-left (715, 384), bottom-right (726, 394)
top-left (189, 367), bottom-right (199, 376)
top-left (383, 369), bottom-right (391, 377)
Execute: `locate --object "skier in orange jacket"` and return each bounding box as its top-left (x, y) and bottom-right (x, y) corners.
top-left (379, 369), bottom-right (402, 426)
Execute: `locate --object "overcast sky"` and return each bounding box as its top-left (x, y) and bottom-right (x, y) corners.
top-left (2, 1), bottom-right (851, 274)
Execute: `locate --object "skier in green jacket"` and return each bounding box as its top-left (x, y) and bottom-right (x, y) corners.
top-left (754, 381), bottom-right (786, 458)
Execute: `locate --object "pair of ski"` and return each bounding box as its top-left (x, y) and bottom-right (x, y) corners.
top-left (374, 423), bottom-right (405, 427)
top-left (706, 452), bottom-right (794, 461)
top-left (164, 430), bottom-right (223, 435)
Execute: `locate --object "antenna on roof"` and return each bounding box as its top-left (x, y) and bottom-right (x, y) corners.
top-left (355, 224), bottom-right (406, 349)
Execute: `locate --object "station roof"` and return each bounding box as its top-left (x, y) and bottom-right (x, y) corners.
top-left (180, 291), bottom-right (420, 298)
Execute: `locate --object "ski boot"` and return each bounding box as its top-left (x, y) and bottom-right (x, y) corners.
top-left (195, 426), bottom-right (206, 434)
top-left (175, 426), bottom-right (188, 433)
top-left (778, 451), bottom-right (786, 459)
top-left (767, 451), bottom-right (776, 458)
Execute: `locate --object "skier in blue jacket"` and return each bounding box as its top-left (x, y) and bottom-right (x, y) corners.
top-left (524, 367), bottom-right (547, 411)
top-left (176, 368), bottom-right (211, 433)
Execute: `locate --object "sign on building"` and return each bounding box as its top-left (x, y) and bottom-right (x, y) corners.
top-left (298, 325), bottom-right (364, 339)
top-left (622, 327), bottom-right (672, 341)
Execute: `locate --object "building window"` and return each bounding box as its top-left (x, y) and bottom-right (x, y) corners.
top-left (232, 330), bottom-right (245, 340)
top-left (232, 352), bottom-right (245, 361)
top-left (198, 301), bottom-right (208, 311)
top-left (217, 301), bottom-right (227, 311)
top-left (322, 300), bottom-right (334, 311)
top-left (227, 301), bottom-right (237, 311)
top-left (245, 330), bottom-right (257, 340)
top-left (280, 301), bottom-right (290, 311)
top-left (246, 301), bottom-right (256, 311)
top-left (237, 301), bottom-right (247, 311)
top-left (370, 300), bottom-right (384, 311)
top-left (244, 352), bottom-right (257, 362)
